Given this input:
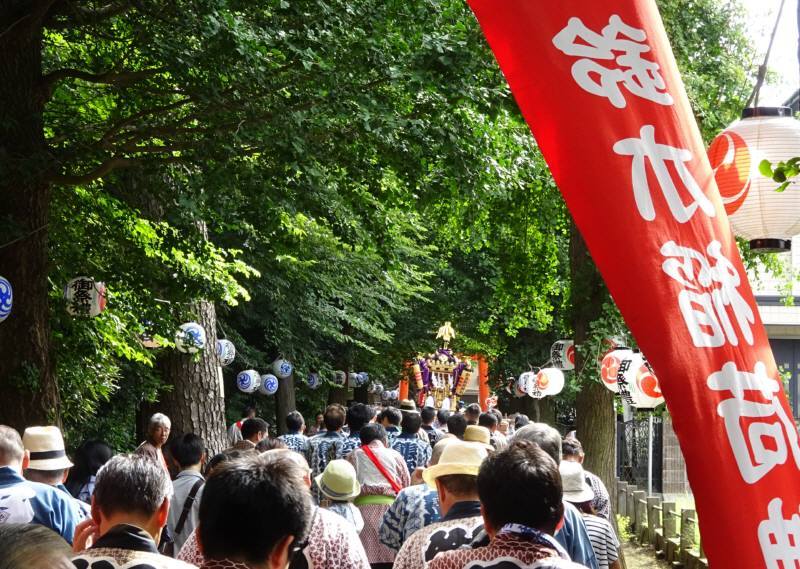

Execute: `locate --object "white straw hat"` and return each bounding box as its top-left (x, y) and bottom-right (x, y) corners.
top-left (315, 459), bottom-right (361, 501)
top-left (559, 461), bottom-right (594, 504)
top-left (23, 426), bottom-right (74, 471)
top-left (423, 440), bottom-right (488, 488)
top-left (463, 425), bottom-right (493, 450)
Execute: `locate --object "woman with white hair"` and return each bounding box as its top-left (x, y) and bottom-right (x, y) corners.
top-left (135, 413), bottom-right (171, 473)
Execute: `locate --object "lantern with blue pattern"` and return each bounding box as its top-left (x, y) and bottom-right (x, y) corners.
top-left (307, 372), bottom-right (321, 390)
top-left (272, 358), bottom-right (294, 379)
top-left (237, 370), bottom-right (261, 393)
top-left (0, 277), bottom-right (11, 323)
top-left (175, 322), bottom-right (207, 354)
top-left (215, 339), bottom-right (236, 366)
top-left (260, 374), bottom-right (279, 396)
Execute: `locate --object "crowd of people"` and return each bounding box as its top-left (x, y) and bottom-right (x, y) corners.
top-left (0, 400), bottom-right (620, 569)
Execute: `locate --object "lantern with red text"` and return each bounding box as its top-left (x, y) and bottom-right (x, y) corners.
top-left (515, 373), bottom-right (533, 398)
top-left (599, 348), bottom-right (634, 393)
top-left (618, 352), bottom-right (665, 409)
top-left (550, 340), bottom-right (575, 371)
top-left (708, 107), bottom-right (800, 252)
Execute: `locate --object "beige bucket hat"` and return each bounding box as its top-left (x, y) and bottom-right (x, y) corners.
top-left (23, 426), bottom-right (74, 471)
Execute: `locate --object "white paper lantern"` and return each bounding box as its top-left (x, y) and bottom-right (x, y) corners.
top-left (260, 373), bottom-right (279, 395)
top-left (272, 358), bottom-right (294, 379)
top-left (516, 372), bottom-right (534, 398)
top-left (535, 368), bottom-right (565, 397)
top-left (307, 372), bottom-right (321, 390)
top-left (0, 276), bottom-right (11, 323)
top-left (175, 322), bottom-right (207, 354)
top-left (215, 339), bottom-right (236, 366)
top-left (356, 372), bottom-right (369, 387)
top-left (64, 277), bottom-right (107, 317)
top-left (381, 390), bottom-right (391, 401)
top-left (332, 370), bottom-right (346, 386)
top-left (370, 382), bottom-right (384, 395)
top-left (347, 372), bottom-right (359, 388)
top-left (236, 370), bottom-right (261, 393)
top-left (550, 340), bottom-right (575, 371)
top-left (708, 107), bottom-right (800, 252)
top-left (599, 348), bottom-right (634, 393)
top-left (618, 352), bottom-right (665, 409)
top-left (391, 389), bottom-right (399, 400)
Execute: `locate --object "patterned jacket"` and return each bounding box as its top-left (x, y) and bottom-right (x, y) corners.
top-left (391, 433), bottom-right (432, 474)
top-left (380, 484), bottom-right (441, 550)
top-left (279, 432), bottom-right (310, 455)
top-left (73, 524), bottom-right (196, 569)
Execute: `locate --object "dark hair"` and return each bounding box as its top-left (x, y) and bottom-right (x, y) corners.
top-left (562, 437), bottom-right (583, 458)
top-left (243, 405), bottom-right (257, 417)
top-left (256, 437), bottom-right (288, 453)
top-left (347, 403), bottom-right (374, 433)
top-left (199, 453), bottom-right (312, 564)
top-left (0, 524), bottom-right (72, 569)
top-left (171, 433), bottom-right (205, 468)
top-left (420, 407), bottom-right (436, 425)
top-left (464, 404), bottom-right (481, 423)
top-left (478, 441), bottom-right (563, 532)
top-left (514, 414), bottom-right (530, 430)
top-left (323, 404), bottom-right (346, 431)
top-left (286, 411), bottom-right (305, 433)
top-left (206, 450), bottom-right (245, 476)
top-left (574, 500), bottom-right (596, 515)
top-left (24, 468), bottom-right (67, 486)
top-left (447, 413), bottom-right (468, 439)
top-left (241, 418), bottom-right (269, 441)
top-left (401, 411), bottom-right (422, 434)
top-left (478, 412), bottom-right (498, 428)
top-left (64, 440), bottom-right (114, 498)
top-left (437, 409), bottom-right (451, 426)
top-left (379, 407), bottom-right (402, 427)
top-left (94, 454), bottom-right (172, 518)
top-left (360, 423), bottom-right (387, 446)
top-left (490, 408), bottom-right (503, 422)
top-left (436, 473), bottom-right (478, 497)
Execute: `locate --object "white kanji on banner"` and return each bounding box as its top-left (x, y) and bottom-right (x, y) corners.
top-left (613, 125), bottom-right (715, 222)
top-left (707, 362), bottom-right (800, 484)
top-left (552, 14), bottom-right (673, 109)
top-left (758, 498), bottom-right (800, 568)
top-left (660, 240), bottom-right (754, 347)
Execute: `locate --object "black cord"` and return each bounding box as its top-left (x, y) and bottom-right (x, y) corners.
top-left (746, 0), bottom-right (787, 108)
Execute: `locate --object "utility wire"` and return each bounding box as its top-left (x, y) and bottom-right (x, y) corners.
top-left (746, 0), bottom-right (788, 108)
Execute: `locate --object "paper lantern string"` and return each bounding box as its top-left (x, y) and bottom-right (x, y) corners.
top-left (0, 223), bottom-right (49, 251)
top-left (745, 0), bottom-right (786, 109)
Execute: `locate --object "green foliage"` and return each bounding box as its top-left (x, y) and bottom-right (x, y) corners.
top-left (759, 157), bottom-right (800, 193)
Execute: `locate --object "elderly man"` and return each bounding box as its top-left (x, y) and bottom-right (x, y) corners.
top-left (71, 454), bottom-right (194, 568)
top-left (136, 413), bottom-right (171, 473)
top-left (393, 441), bottom-right (489, 569)
top-left (0, 425), bottom-right (79, 543)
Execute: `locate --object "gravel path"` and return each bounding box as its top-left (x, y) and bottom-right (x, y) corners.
top-left (620, 541), bottom-right (671, 569)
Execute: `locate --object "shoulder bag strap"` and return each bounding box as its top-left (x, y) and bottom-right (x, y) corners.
top-left (175, 478), bottom-right (204, 535)
top-left (361, 444), bottom-right (402, 494)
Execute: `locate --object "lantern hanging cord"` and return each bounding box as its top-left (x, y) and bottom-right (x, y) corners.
top-left (0, 223), bottom-right (49, 250)
top-left (746, 0), bottom-right (787, 109)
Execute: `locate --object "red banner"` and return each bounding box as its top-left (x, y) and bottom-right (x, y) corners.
top-left (466, 1), bottom-right (800, 566)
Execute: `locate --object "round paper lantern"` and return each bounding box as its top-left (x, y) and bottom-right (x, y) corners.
top-left (550, 340), bottom-right (575, 371)
top-left (516, 372), bottom-right (534, 398)
top-left (307, 372), bottom-right (321, 390)
top-left (236, 370), bottom-right (261, 393)
top-left (259, 373), bottom-right (279, 396)
top-left (535, 368), bottom-right (565, 397)
top-left (599, 348), bottom-right (634, 393)
top-left (370, 382), bottom-right (384, 395)
top-left (619, 352), bottom-right (665, 409)
top-left (175, 322), bottom-right (207, 354)
top-left (708, 107), bottom-right (800, 252)
top-left (333, 370), bottom-right (346, 386)
top-left (356, 372), bottom-right (369, 387)
top-left (272, 358), bottom-right (294, 379)
top-left (64, 277), bottom-right (107, 317)
top-left (0, 276), bottom-right (11, 323)
top-left (215, 339), bottom-right (236, 366)
top-left (381, 390), bottom-right (391, 401)
top-left (347, 372), bottom-right (359, 388)
top-left (391, 389), bottom-right (399, 400)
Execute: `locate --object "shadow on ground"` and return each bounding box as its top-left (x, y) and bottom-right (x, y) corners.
top-left (621, 542), bottom-right (671, 569)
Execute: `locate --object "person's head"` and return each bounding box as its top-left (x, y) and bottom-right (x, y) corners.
top-left (423, 440), bottom-right (486, 516)
top-left (359, 423), bottom-right (387, 447)
top-left (401, 411), bottom-right (422, 435)
top-left (64, 440), bottom-right (114, 496)
top-left (464, 403), bottom-right (481, 425)
top-left (243, 405), bottom-right (257, 420)
top-left (21, 426), bottom-right (74, 486)
top-left (256, 437), bottom-right (288, 453)
top-left (420, 406), bottom-right (437, 427)
top-left (146, 413), bottom-right (171, 448)
top-left (0, 426), bottom-right (26, 471)
top-left (478, 441), bottom-right (564, 536)
top-left (379, 407), bottom-right (402, 428)
top-left (512, 423), bottom-right (562, 463)
top-left (561, 436), bottom-right (584, 463)
top-left (241, 418), bottom-right (269, 443)
top-left (285, 411), bottom-right (305, 434)
top-left (323, 404), bottom-right (346, 432)
top-left (206, 450), bottom-right (245, 477)
top-left (0, 524), bottom-right (72, 569)
top-left (514, 414), bottom-right (530, 431)
top-left (171, 433), bottom-right (205, 470)
top-left (315, 413), bottom-right (324, 426)
top-left (478, 412), bottom-right (498, 432)
top-left (346, 403), bottom-right (374, 434)
top-left (490, 408), bottom-right (503, 423)
top-left (559, 461), bottom-right (594, 510)
top-left (436, 409), bottom-right (451, 429)
top-left (446, 413), bottom-right (468, 439)
top-left (198, 452), bottom-right (312, 568)
top-left (498, 420), bottom-right (509, 435)
top-left (92, 454), bottom-right (173, 541)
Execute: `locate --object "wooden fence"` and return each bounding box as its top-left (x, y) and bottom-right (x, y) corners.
top-left (617, 480), bottom-right (707, 569)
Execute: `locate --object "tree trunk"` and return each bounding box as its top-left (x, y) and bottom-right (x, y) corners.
top-left (0, 5), bottom-right (59, 432)
top-left (570, 221), bottom-right (616, 501)
top-left (275, 374), bottom-right (296, 435)
top-left (150, 300), bottom-right (228, 454)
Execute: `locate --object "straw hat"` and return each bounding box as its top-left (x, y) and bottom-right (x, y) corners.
top-left (22, 426), bottom-right (74, 471)
top-left (399, 399), bottom-right (418, 413)
top-left (559, 461), bottom-right (595, 503)
top-left (463, 425), bottom-right (493, 450)
top-left (315, 459), bottom-right (361, 501)
top-left (423, 440), bottom-right (488, 487)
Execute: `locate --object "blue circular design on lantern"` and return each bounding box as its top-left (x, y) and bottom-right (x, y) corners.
top-left (0, 277), bottom-right (12, 323)
top-left (237, 370), bottom-right (260, 393)
top-left (216, 339), bottom-right (236, 366)
top-left (307, 372), bottom-right (320, 390)
top-left (356, 372), bottom-right (369, 387)
top-left (260, 374), bottom-right (279, 395)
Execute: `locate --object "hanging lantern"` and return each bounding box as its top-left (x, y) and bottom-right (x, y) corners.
top-left (175, 322), bottom-right (207, 354)
top-left (516, 372), bottom-right (534, 398)
top-left (236, 370), bottom-right (261, 393)
top-left (381, 390), bottom-right (391, 401)
top-left (0, 276), bottom-right (11, 323)
top-left (599, 348), bottom-right (634, 393)
top-left (272, 358), bottom-right (293, 379)
top-left (370, 382), bottom-right (384, 395)
top-left (215, 339), bottom-right (236, 366)
top-left (347, 372), bottom-right (359, 388)
top-left (356, 372), bottom-right (369, 387)
top-left (618, 352), bottom-right (665, 409)
top-left (535, 368), bottom-right (565, 397)
top-left (391, 389), bottom-right (399, 400)
top-left (259, 373), bottom-right (279, 396)
top-left (485, 395), bottom-right (498, 409)
top-left (550, 340), bottom-right (575, 371)
top-left (332, 370), bottom-right (346, 386)
top-left (64, 277), bottom-right (107, 317)
top-left (307, 372), bottom-right (321, 390)
top-left (708, 107), bottom-right (800, 252)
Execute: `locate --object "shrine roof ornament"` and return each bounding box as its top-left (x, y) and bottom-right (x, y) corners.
top-left (436, 321), bottom-right (456, 347)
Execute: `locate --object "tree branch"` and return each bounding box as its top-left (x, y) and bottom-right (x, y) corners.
top-left (45, 0), bottom-right (133, 29)
top-left (42, 67), bottom-right (162, 94)
top-left (49, 156), bottom-right (138, 185)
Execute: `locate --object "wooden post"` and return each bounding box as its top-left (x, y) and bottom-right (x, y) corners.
top-left (627, 486), bottom-right (638, 526)
top-left (662, 501), bottom-right (677, 562)
top-left (618, 481), bottom-right (629, 517)
top-left (647, 496), bottom-right (662, 547)
top-left (633, 490), bottom-right (647, 542)
top-left (679, 509), bottom-right (697, 564)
